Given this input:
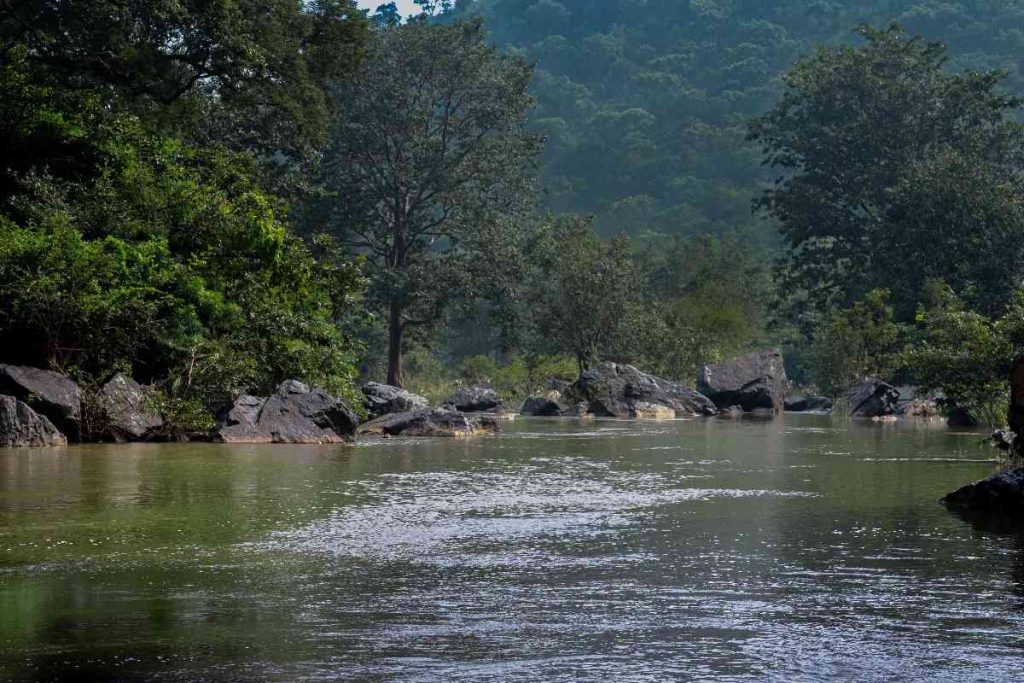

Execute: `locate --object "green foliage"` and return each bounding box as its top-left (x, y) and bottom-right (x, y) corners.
top-left (0, 1), bottom-right (371, 412)
top-left (903, 283), bottom-right (1023, 426)
top-left (319, 18), bottom-right (542, 386)
top-left (751, 24), bottom-right (1024, 320)
top-left (526, 216), bottom-right (647, 372)
top-left (635, 232), bottom-right (771, 383)
top-left (812, 290), bottom-right (903, 396)
top-left (445, 1), bottom-right (1024, 237)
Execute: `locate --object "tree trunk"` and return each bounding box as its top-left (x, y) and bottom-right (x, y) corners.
top-left (387, 301), bottom-right (405, 388)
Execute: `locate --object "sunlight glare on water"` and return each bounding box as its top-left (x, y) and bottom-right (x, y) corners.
top-left (2, 415), bottom-right (1023, 681)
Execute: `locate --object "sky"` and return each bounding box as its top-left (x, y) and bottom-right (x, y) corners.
top-left (356, 0), bottom-right (420, 17)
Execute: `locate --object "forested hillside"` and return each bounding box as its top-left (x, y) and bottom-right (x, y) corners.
top-left (449, 0), bottom-right (1024, 236)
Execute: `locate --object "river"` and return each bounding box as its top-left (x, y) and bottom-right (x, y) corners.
top-left (1, 415), bottom-right (1021, 681)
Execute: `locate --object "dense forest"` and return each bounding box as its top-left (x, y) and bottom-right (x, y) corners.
top-left (448, 0), bottom-right (1024, 238)
top-left (3, 0), bottom-right (1024, 434)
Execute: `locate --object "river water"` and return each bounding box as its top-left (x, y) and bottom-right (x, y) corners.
top-left (1, 415), bottom-right (1021, 681)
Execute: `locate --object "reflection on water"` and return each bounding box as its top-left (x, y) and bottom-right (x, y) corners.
top-left (2, 415), bottom-right (1023, 681)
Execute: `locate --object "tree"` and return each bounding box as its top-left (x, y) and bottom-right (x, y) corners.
top-left (0, 0), bottom-right (369, 200)
top-left (811, 289), bottom-right (903, 396)
top-left (0, 1), bottom-right (371, 410)
top-left (749, 24), bottom-right (1024, 319)
top-left (528, 216), bottom-right (645, 374)
top-left (319, 19), bottom-right (542, 387)
top-left (903, 282), bottom-right (1024, 426)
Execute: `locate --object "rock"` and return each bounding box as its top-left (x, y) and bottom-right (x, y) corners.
top-left (519, 391), bottom-right (564, 417)
top-left (0, 395), bottom-right (67, 447)
top-left (217, 380), bottom-right (358, 444)
top-left (561, 401), bottom-right (592, 417)
top-left (897, 398), bottom-right (940, 418)
top-left (943, 468), bottom-right (1024, 517)
top-left (358, 408), bottom-right (499, 437)
top-left (716, 405), bottom-right (744, 420)
top-left (443, 385), bottom-right (503, 413)
top-left (0, 365), bottom-right (81, 440)
top-left (784, 395), bottom-right (833, 413)
top-left (947, 406), bottom-right (980, 427)
top-left (361, 382), bottom-right (429, 418)
top-left (98, 374), bottom-right (163, 442)
top-left (992, 429), bottom-right (1014, 451)
top-left (632, 402), bottom-right (676, 420)
top-left (571, 362), bottom-right (717, 418)
top-left (697, 349), bottom-right (787, 413)
top-left (845, 378), bottom-right (900, 418)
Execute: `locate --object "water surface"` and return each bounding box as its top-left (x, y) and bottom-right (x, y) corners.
top-left (1, 415), bottom-right (1021, 681)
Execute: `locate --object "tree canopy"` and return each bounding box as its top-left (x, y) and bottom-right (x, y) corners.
top-left (318, 18), bottom-right (542, 387)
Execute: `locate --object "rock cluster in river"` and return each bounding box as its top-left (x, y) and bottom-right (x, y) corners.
top-left (443, 385), bottom-right (504, 413)
top-left (358, 408), bottom-right (499, 437)
top-left (217, 380), bottom-right (359, 444)
top-left (697, 349), bottom-right (787, 413)
top-left (0, 364), bottom-right (82, 441)
top-left (98, 373), bottom-right (164, 442)
top-left (571, 362), bottom-right (717, 418)
top-left (845, 378), bottom-right (900, 418)
top-left (0, 395), bottom-right (67, 447)
top-left (362, 382), bottom-right (429, 418)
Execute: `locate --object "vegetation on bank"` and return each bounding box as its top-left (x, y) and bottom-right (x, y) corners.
top-left (2, 2), bottom-right (1024, 428)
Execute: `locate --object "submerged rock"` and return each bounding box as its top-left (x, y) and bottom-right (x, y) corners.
top-left (362, 382), bottom-right (429, 418)
top-left (571, 362), bottom-right (716, 418)
top-left (845, 378), bottom-right (900, 418)
top-left (943, 468), bottom-right (1024, 517)
top-left (358, 408), bottom-right (499, 437)
top-left (98, 374), bottom-right (163, 442)
top-left (0, 364), bottom-right (81, 441)
top-left (217, 380), bottom-right (358, 444)
top-left (443, 385), bottom-right (503, 413)
top-left (697, 349), bottom-right (787, 413)
top-left (0, 395), bottom-right (67, 447)
top-left (784, 395), bottom-right (833, 413)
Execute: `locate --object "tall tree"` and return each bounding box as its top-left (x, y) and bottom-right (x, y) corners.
top-left (750, 24), bottom-right (1024, 321)
top-left (528, 216), bottom-right (644, 373)
top-left (320, 18), bottom-right (541, 387)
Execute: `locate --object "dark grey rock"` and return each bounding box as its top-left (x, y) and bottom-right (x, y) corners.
top-left (217, 380), bottom-right (358, 444)
top-left (944, 468), bottom-right (1024, 516)
top-left (362, 382), bottom-right (429, 418)
top-left (571, 362), bottom-right (716, 418)
top-left (0, 365), bottom-right (81, 440)
top-left (519, 391), bottom-right (564, 416)
top-left (845, 378), bottom-right (900, 418)
top-left (443, 385), bottom-right (503, 413)
top-left (358, 408), bottom-right (499, 437)
top-left (784, 395), bottom-right (833, 413)
top-left (99, 374), bottom-right (163, 442)
top-left (697, 349), bottom-right (787, 413)
top-left (0, 395), bottom-right (67, 447)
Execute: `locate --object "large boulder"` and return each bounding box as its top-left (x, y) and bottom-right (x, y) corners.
top-left (361, 382), bottom-right (428, 418)
top-left (697, 350), bottom-right (787, 413)
top-left (519, 391), bottom-right (565, 417)
top-left (845, 378), bottom-right (900, 418)
top-left (784, 395), bottom-right (833, 413)
top-left (943, 468), bottom-right (1024, 517)
top-left (443, 385), bottom-right (503, 413)
top-left (98, 374), bottom-right (163, 442)
top-left (0, 365), bottom-right (81, 441)
top-left (0, 395), bottom-right (67, 447)
top-left (358, 408), bottom-right (499, 437)
top-left (571, 362), bottom-right (717, 418)
top-left (217, 380), bottom-right (358, 444)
